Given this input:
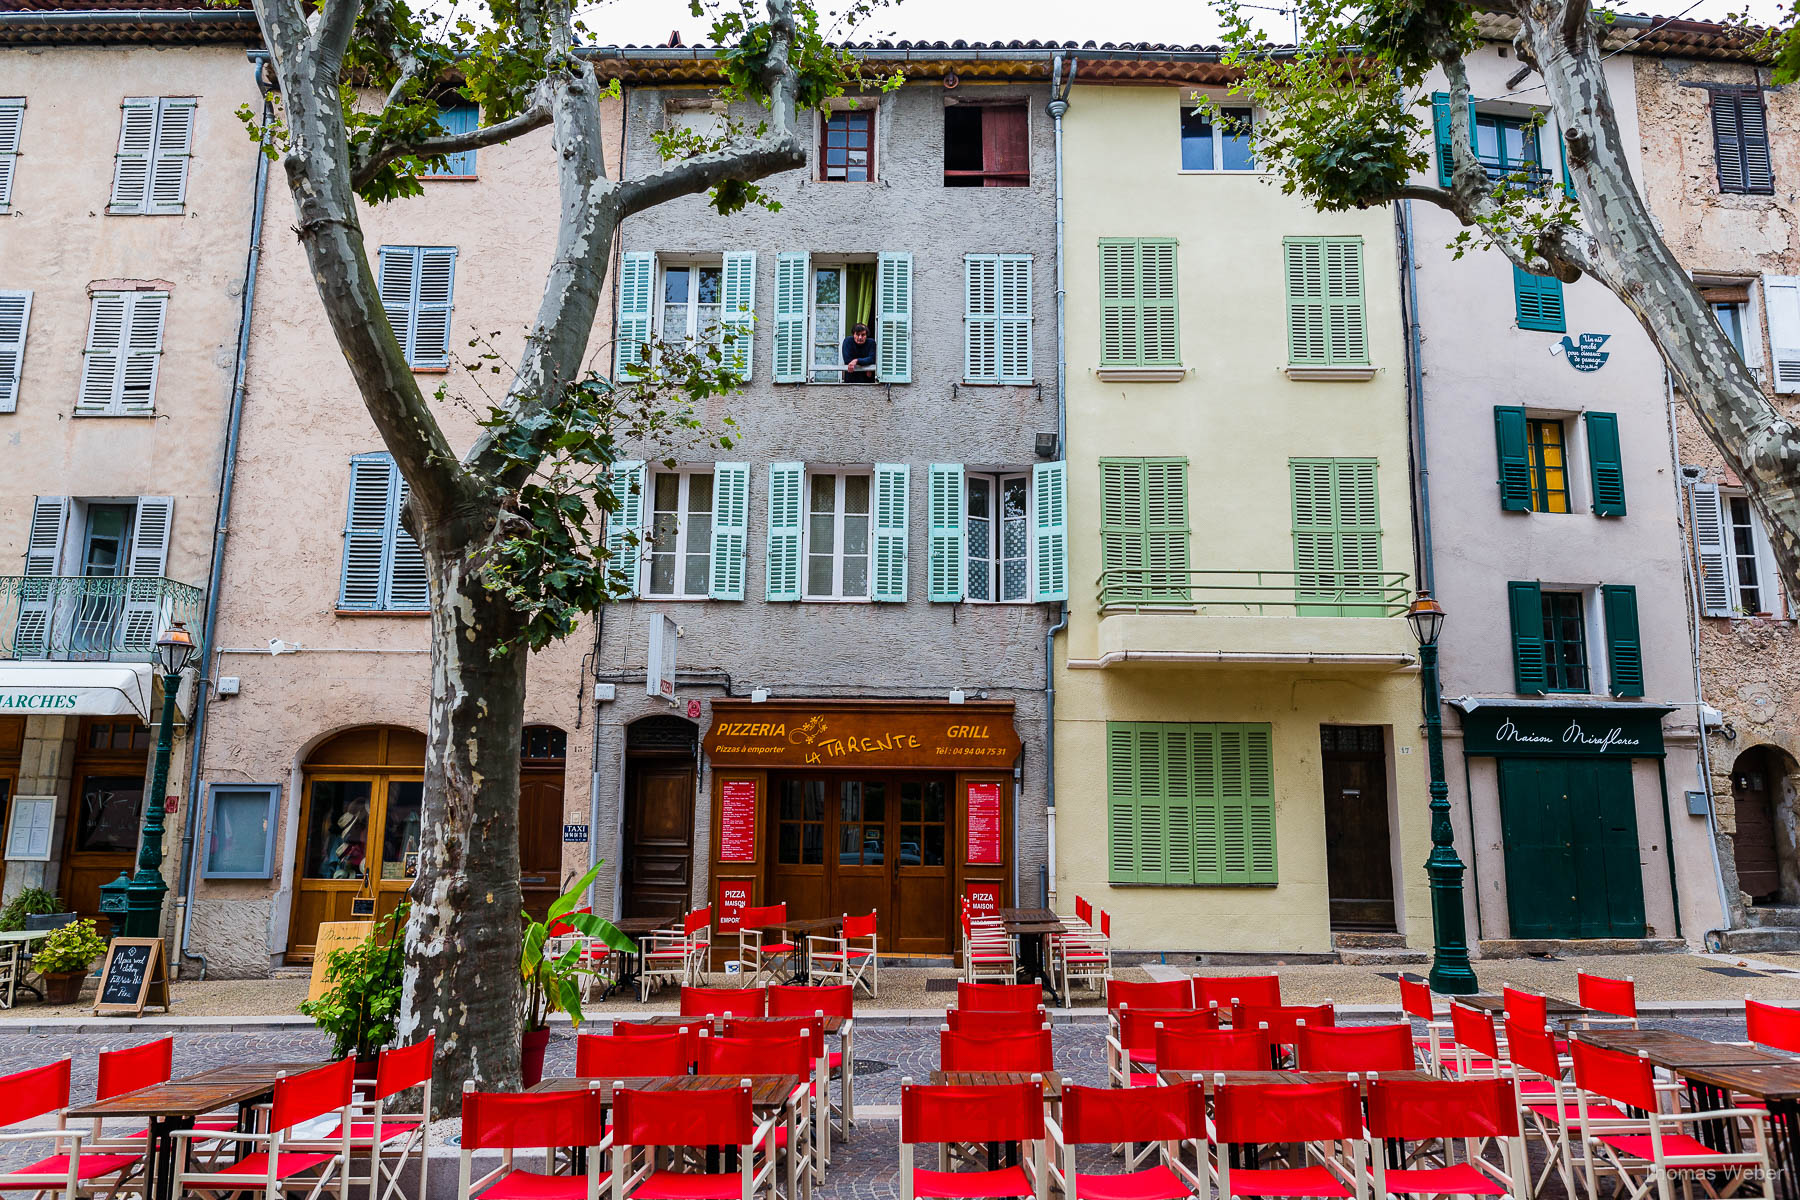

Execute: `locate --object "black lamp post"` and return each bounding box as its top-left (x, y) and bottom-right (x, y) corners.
top-left (1406, 592), bottom-right (1478, 995)
top-left (119, 621), bottom-right (198, 939)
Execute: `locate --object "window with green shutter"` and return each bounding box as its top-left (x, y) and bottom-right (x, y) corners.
top-left (1290, 458), bottom-right (1383, 615)
top-left (1099, 457), bottom-right (1190, 604)
top-left (1602, 583), bottom-right (1644, 697)
top-left (1584, 411), bottom-right (1627, 516)
top-left (1098, 238), bottom-right (1180, 368)
top-left (1513, 264), bottom-right (1566, 332)
top-left (1284, 237), bottom-right (1367, 368)
top-left (1106, 721), bottom-right (1276, 886)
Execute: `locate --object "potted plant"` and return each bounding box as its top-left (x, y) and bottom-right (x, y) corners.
top-left (299, 904), bottom-right (406, 1077)
top-left (0, 887), bottom-right (62, 933)
top-left (31, 917), bottom-right (106, 1004)
top-left (520, 862), bottom-right (634, 1086)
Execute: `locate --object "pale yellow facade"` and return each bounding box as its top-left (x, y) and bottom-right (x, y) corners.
top-left (1055, 82), bottom-right (1434, 954)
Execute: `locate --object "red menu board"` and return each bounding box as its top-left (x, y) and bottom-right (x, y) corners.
top-left (964, 880), bottom-right (1002, 920)
top-left (967, 782), bottom-right (1002, 865)
top-left (717, 880), bottom-right (753, 931)
top-left (720, 779), bottom-right (757, 862)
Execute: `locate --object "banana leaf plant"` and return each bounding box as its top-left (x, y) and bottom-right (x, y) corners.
top-left (521, 861), bottom-right (636, 1031)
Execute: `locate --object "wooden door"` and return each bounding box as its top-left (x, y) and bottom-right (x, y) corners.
top-left (622, 760), bottom-right (695, 919)
top-left (892, 776), bottom-right (952, 954)
top-left (764, 776), bottom-right (827, 921)
top-left (1321, 728), bottom-right (1395, 930)
top-left (1735, 755), bottom-right (1783, 900)
top-left (835, 779), bottom-right (888, 938)
top-left (288, 772), bottom-right (420, 959)
top-left (61, 770), bottom-right (146, 931)
top-left (1499, 757), bottom-right (1645, 939)
top-left (519, 770), bottom-right (565, 920)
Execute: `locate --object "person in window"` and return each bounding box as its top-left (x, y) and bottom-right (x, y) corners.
top-left (841, 323), bottom-right (877, 382)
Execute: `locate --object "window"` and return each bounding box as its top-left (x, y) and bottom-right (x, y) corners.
top-left (1714, 301), bottom-right (1748, 358)
top-left (777, 778), bottom-right (826, 864)
top-left (1474, 112), bottom-right (1549, 189)
top-left (200, 783), bottom-right (280, 879)
top-left (1106, 722), bottom-right (1276, 886)
top-left (0, 289), bottom-right (30, 412)
top-left (339, 453), bottom-right (429, 611)
top-left (109, 97), bottom-right (194, 214)
top-left (1099, 457), bottom-right (1190, 604)
top-left (377, 246), bottom-right (457, 369)
top-left (660, 263), bottom-right (724, 347)
top-left (810, 263), bottom-right (859, 382)
top-left (943, 104), bottom-right (1028, 186)
top-left (1179, 102), bottom-right (1253, 171)
top-left (967, 473), bottom-right (1030, 603)
top-left (839, 780), bottom-right (885, 864)
top-left (1712, 89), bottom-right (1773, 195)
top-left (805, 471), bottom-right (872, 600)
top-left (925, 462), bottom-right (1066, 605)
top-left (1694, 482), bottom-right (1782, 617)
top-left (1510, 581), bottom-right (1641, 696)
top-left (1728, 495), bottom-right (1769, 614)
top-left (1526, 419), bottom-right (1570, 513)
top-left (1284, 237), bottom-right (1367, 370)
top-left (424, 101), bottom-right (478, 178)
top-left (0, 98), bottom-right (21, 210)
top-left (77, 290), bottom-right (166, 415)
top-left (1513, 264), bottom-right (1566, 333)
top-left (772, 252), bottom-right (911, 384)
top-left (820, 110), bottom-right (873, 181)
top-left (1098, 239), bottom-right (1180, 369)
top-left (645, 471), bottom-right (714, 599)
top-left (668, 104), bottom-right (727, 146)
top-left (1290, 458), bottom-right (1384, 615)
top-left (964, 254), bottom-right (1032, 384)
top-left (1540, 590), bottom-right (1589, 693)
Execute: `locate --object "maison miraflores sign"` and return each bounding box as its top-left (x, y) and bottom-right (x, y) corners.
top-left (1459, 704), bottom-right (1671, 758)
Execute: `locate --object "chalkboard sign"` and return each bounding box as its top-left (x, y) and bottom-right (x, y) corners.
top-left (94, 938), bottom-right (169, 1017)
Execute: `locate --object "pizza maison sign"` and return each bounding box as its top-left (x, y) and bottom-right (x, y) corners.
top-left (1461, 706), bottom-right (1669, 758)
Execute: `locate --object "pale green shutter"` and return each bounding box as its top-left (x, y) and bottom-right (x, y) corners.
top-left (1106, 723), bottom-right (1141, 883)
top-left (876, 252), bottom-right (913, 383)
top-left (1284, 238), bottom-right (1327, 366)
top-left (1032, 461), bottom-right (1068, 603)
top-left (1131, 724), bottom-right (1168, 883)
top-left (765, 461), bottom-right (803, 601)
top-left (1161, 723), bottom-right (1195, 884)
top-left (965, 255), bottom-right (998, 384)
top-left (614, 252), bottom-right (654, 379)
top-left (1144, 458), bottom-right (1191, 602)
top-left (1235, 724), bottom-right (1278, 884)
top-left (928, 463), bottom-right (965, 603)
top-left (708, 462), bottom-right (750, 601)
top-left (1190, 724), bottom-right (1222, 884)
top-left (772, 252), bottom-right (809, 383)
top-left (1334, 460), bottom-right (1383, 615)
top-left (1139, 239), bottom-right (1180, 366)
top-left (872, 463), bottom-right (909, 602)
top-left (606, 460), bottom-right (646, 598)
top-left (1099, 240), bottom-right (1140, 367)
top-left (1099, 458), bottom-right (1145, 603)
top-left (720, 251), bottom-right (756, 379)
top-left (1291, 458), bottom-right (1336, 614)
top-left (1323, 238), bottom-right (1367, 365)
top-left (1291, 458), bottom-right (1383, 616)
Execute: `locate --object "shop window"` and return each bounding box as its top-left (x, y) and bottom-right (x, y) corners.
top-left (646, 471), bottom-right (715, 600)
top-left (944, 104), bottom-right (1028, 186)
top-left (201, 783), bottom-right (279, 879)
top-left (75, 775), bottom-right (144, 854)
top-left (1180, 103), bottom-right (1253, 172)
top-left (898, 778), bottom-right (947, 867)
top-left (839, 779), bottom-right (886, 864)
top-left (303, 780), bottom-right (372, 879)
top-left (380, 781), bottom-right (424, 880)
top-left (777, 778), bottom-right (825, 864)
top-left (805, 471), bottom-right (872, 600)
top-left (1527, 419), bottom-right (1571, 513)
top-left (967, 473), bottom-right (1030, 603)
top-left (820, 110), bottom-right (873, 182)
top-left (1540, 590), bottom-right (1590, 693)
top-left (86, 721), bottom-right (149, 752)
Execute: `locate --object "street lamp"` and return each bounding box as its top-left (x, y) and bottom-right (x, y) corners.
top-left (1406, 592), bottom-right (1478, 995)
top-left (118, 621), bottom-right (198, 938)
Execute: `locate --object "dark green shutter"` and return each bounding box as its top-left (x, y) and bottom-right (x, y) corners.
top-left (1508, 580), bottom-right (1548, 694)
top-left (1493, 406), bottom-right (1532, 512)
top-left (1513, 265), bottom-right (1566, 333)
top-left (1585, 411), bottom-right (1627, 516)
top-left (1602, 584), bottom-right (1644, 697)
top-left (1432, 93), bottom-right (1454, 187)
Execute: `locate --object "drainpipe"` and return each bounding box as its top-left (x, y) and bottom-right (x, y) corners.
top-left (174, 52), bottom-right (273, 979)
top-left (1042, 56), bottom-right (1073, 910)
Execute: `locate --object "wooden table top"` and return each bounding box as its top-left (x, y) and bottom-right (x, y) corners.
top-left (611, 918), bottom-right (675, 936)
top-left (767, 917), bottom-right (843, 935)
top-left (931, 1070), bottom-right (1063, 1097)
top-left (1158, 1069), bottom-right (1434, 1091)
top-left (1457, 993), bottom-right (1588, 1018)
top-left (631, 1014), bottom-right (847, 1034)
top-left (529, 1074), bottom-right (801, 1107)
top-left (999, 909), bottom-right (1055, 922)
top-left (1576, 1029), bottom-right (1794, 1069)
top-left (68, 1062), bottom-right (330, 1120)
top-left (1679, 1061), bottom-right (1800, 1101)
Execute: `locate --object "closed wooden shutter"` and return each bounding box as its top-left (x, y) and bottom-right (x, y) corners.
top-left (430, 102), bottom-right (479, 176)
top-left (110, 99), bottom-right (157, 211)
top-left (340, 455), bottom-right (395, 610)
top-left (1099, 458), bottom-right (1145, 602)
top-left (1285, 237), bottom-right (1327, 366)
top-left (927, 462), bottom-right (965, 603)
top-left (0, 98), bottom-right (21, 209)
top-left (1292, 458), bottom-right (1382, 614)
top-left (1106, 723), bottom-right (1143, 883)
top-left (1761, 275), bottom-right (1800, 393)
top-left (872, 463), bottom-right (909, 602)
top-left (120, 496), bottom-right (174, 652)
top-left (118, 292), bottom-right (167, 413)
top-left (614, 251), bottom-right (655, 379)
top-left (720, 251), bottom-right (756, 379)
top-left (387, 470), bottom-right (429, 609)
top-left (1032, 461), bottom-right (1068, 603)
top-left (1689, 482), bottom-right (1734, 617)
top-left (876, 252), bottom-right (913, 383)
top-left (606, 460), bottom-right (646, 599)
top-left (377, 246), bottom-right (418, 366)
top-left (1334, 459), bottom-right (1382, 614)
top-left (1507, 580), bottom-right (1548, 693)
top-left (1602, 584), bottom-right (1644, 697)
top-left (411, 247), bottom-right (457, 368)
top-left (1216, 723), bottom-right (1277, 885)
top-left (16, 496), bottom-right (68, 658)
top-left (1323, 238), bottom-right (1367, 364)
top-left (1714, 90), bottom-right (1773, 194)
top-left (964, 256), bottom-right (998, 384)
top-left (148, 99), bottom-right (195, 213)
top-left (0, 289), bottom-right (30, 412)
top-left (980, 104), bottom-right (1029, 185)
top-left (1584, 411), bottom-right (1627, 516)
top-left (765, 462), bottom-right (804, 601)
top-left (1099, 239), bottom-right (1141, 367)
top-left (998, 254), bottom-right (1033, 382)
top-left (708, 462), bottom-right (750, 601)
top-left (772, 253), bottom-right (809, 383)
top-left (1143, 459), bottom-right (1190, 602)
top-left (77, 292), bottom-right (125, 414)
top-left (79, 292), bottom-right (164, 415)
top-left (1138, 240), bottom-right (1180, 366)
top-left (1493, 406), bottom-right (1532, 512)
top-left (1107, 721), bottom-right (1275, 887)
top-left (1513, 264), bottom-right (1566, 332)
top-left (1099, 457), bottom-right (1189, 604)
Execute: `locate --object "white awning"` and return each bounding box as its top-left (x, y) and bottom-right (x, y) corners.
top-left (0, 662), bottom-right (155, 722)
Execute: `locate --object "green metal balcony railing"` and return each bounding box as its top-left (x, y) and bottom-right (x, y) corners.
top-left (1097, 568), bottom-right (1412, 616)
top-left (0, 576), bottom-right (207, 662)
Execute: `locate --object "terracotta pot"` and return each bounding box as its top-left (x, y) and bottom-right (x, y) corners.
top-left (521, 1027), bottom-right (551, 1087)
top-left (41, 971), bottom-right (85, 1005)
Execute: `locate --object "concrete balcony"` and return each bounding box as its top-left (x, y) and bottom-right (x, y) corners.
top-left (0, 575), bottom-right (206, 663)
top-left (1080, 569), bottom-right (1417, 670)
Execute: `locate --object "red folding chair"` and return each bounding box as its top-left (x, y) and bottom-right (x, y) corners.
top-left (899, 1079), bottom-right (1048, 1200)
top-left (809, 912), bottom-right (878, 998)
top-left (957, 982), bottom-right (1042, 1013)
top-left (577, 1031), bottom-right (691, 1079)
top-left (1296, 1025), bottom-right (1415, 1073)
top-left (333, 1035), bottom-right (434, 1200)
top-left (640, 906), bottom-right (713, 1001)
top-left (947, 1007), bottom-right (1049, 1036)
top-left (1107, 979), bottom-right (1197, 1015)
top-left (1195, 975), bottom-right (1280, 1010)
top-left (1576, 974), bottom-right (1638, 1028)
top-left (1508, 1017), bottom-right (1596, 1200)
top-left (1053, 1082), bottom-right (1208, 1200)
top-left (90, 1039), bottom-right (234, 1151)
top-left (1155, 1027), bottom-right (1272, 1073)
top-left (612, 1082), bottom-right (781, 1200)
top-left (456, 1084), bottom-right (604, 1200)
top-left (941, 1026), bottom-right (1055, 1073)
top-left (722, 1018), bottom-right (834, 1160)
top-left (176, 1059), bottom-right (354, 1200)
top-left (0, 1059), bottom-right (142, 1200)
top-left (1232, 1002), bottom-right (1333, 1063)
top-left (1211, 1080), bottom-right (1365, 1200)
top-left (1444, 1003), bottom-right (1503, 1080)
top-left (1108, 1008), bottom-right (1223, 1086)
top-left (1396, 976), bottom-right (1450, 1069)
top-left (767, 985), bottom-right (856, 1139)
top-left (697, 1035), bottom-right (818, 1188)
top-left (1366, 1077), bottom-right (1523, 1199)
top-left (732, 905), bottom-right (796, 987)
top-left (1748, 997), bottom-right (1800, 1055)
top-left (683, 985), bottom-right (767, 1019)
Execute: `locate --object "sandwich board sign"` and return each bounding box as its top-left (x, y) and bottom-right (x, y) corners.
top-left (95, 937), bottom-right (170, 1016)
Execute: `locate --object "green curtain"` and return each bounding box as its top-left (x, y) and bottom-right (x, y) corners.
top-left (846, 262), bottom-right (876, 330)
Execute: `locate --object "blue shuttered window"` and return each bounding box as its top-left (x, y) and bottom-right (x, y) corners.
top-left (339, 453), bottom-right (428, 611)
top-left (1513, 264), bottom-right (1566, 332)
top-left (426, 102), bottom-right (479, 177)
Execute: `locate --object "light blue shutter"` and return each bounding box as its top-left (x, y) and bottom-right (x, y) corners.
top-left (433, 102), bottom-right (479, 176)
top-left (386, 469), bottom-right (429, 609)
top-left (110, 98), bottom-right (156, 211)
top-left (16, 496), bottom-right (67, 658)
top-left (998, 254), bottom-right (1033, 383)
top-left (606, 460), bottom-right (646, 599)
top-left (709, 462), bottom-right (750, 601)
top-left (614, 252), bottom-right (654, 379)
top-left (720, 251), bottom-right (756, 379)
top-left (876, 252), bottom-right (913, 383)
top-left (928, 463), bottom-right (965, 603)
top-left (411, 247), bottom-right (457, 369)
top-left (766, 463), bottom-right (804, 601)
top-left (964, 256), bottom-right (998, 384)
top-left (1032, 461), bottom-right (1068, 603)
top-left (773, 252), bottom-right (809, 383)
top-left (377, 247), bottom-right (419, 365)
top-left (872, 463), bottom-right (909, 602)
top-left (340, 454), bottom-right (394, 610)
top-left (119, 496), bottom-right (173, 653)
top-left (0, 290), bottom-right (31, 413)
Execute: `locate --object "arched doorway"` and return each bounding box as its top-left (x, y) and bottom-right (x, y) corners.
top-left (622, 715), bottom-right (698, 919)
top-left (1733, 744), bottom-right (1800, 906)
top-left (519, 725), bottom-right (568, 920)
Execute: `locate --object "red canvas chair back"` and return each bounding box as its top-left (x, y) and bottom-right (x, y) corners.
top-left (1075, 897), bottom-right (1093, 924)
top-left (1100, 911), bottom-right (1112, 938)
top-left (1107, 977), bottom-right (1195, 1013)
top-left (1156, 1027), bottom-right (1273, 1072)
top-left (737, 903), bottom-right (786, 930)
top-left (1503, 987), bottom-right (1548, 1031)
top-left (699, 1033), bottom-right (812, 1079)
top-left (464, 1087), bottom-right (602, 1150)
top-left (577, 1031), bottom-right (690, 1079)
top-left (1234, 1002), bottom-right (1334, 1043)
top-left (1504, 1018), bottom-right (1561, 1080)
top-left (1577, 973), bottom-right (1636, 1019)
top-left (375, 1035), bottom-right (435, 1099)
top-left (1062, 1082), bottom-right (1205, 1146)
top-left (1398, 976), bottom-right (1436, 1021)
top-left (1197, 975), bottom-right (1281, 1010)
top-left (1570, 1040), bottom-right (1658, 1112)
top-left (615, 1083), bottom-right (755, 1149)
top-left (1296, 1024), bottom-right (1415, 1072)
top-left (271, 1058), bottom-right (355, 1133)
top-left (681, 985), bottom-right (767, 1018)
top-left (547, 906), bottom-right (591, 937)
top-left (722, 1016), bottom-right (826, 1058)
top-left (941, 1027), bottom-right (1054, 1073)
top-left (844, 911), bottom-right (878, 939)
top-left (768, 983), bottom-right (854, 1018)
top-left (1214, 1081), bottom-right (1363, 1144)
top-left (684, 906), bottom-right (712, 937)
top-left (97, 1037), bottom-right (173, 1101)
top-left (1450, 1003), bottom-right (1500, 1060)
top-left (901, 1080), bottom-right (1044, 1145)
top-left (0, 1059), bottom-right (70, 1126)
top-left (613, 1020), bottom-right (694, 1037)
top-left (1367, 1078), bottom-right (1520, 1140)
top-left (946, 1007), bottom-right (1047, 1037)
top-left (956, 982), bottom-right (1042, 1012)
top-left (1117, 1007), bottom-right (1220, 1055)
top-left (1748, 998), bottom-right (1800, 1053)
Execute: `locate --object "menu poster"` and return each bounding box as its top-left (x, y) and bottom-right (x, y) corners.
top-left (964, 880), bottom-right (1002, 920)
top-left (717, 879), bottom-right (753, 931)
top-left (966, 782), bottom-right (1002, 865)
top-left (720, 779), bottom-right (757, 862)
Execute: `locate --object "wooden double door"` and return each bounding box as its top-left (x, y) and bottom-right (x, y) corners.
top-left (1498, 756), bottom-right (1646, 939)
top-left (61, 718), bottom-right (152, 932)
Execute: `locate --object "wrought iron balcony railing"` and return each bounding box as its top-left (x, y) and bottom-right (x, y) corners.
top-left (0, 576), bottom-right (206, 662)
top-left (1480, 157), bottom-right (1555, 192)
top-left (1097, 568), bottom-right (1412, 616)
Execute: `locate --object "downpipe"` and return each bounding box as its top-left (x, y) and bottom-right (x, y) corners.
top-left (1043, 56), bottom-right (1073, 909)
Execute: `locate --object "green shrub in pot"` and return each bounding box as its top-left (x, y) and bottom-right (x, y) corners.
top-left (31, 918), bottom-right (106, 976)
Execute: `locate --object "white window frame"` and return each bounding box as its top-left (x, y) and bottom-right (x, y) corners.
top-left (1177, 91), bottom-right (1257, 174)
top-left (809, 262), bottom-right (851, 384)
top-left (1723, 490), bottom-right (1785, 617)
top-left (803, 469), bottom-right (873, 601)
top-left (643, 468), bottom-right (715, 601)
top-left (964, 471), bottom-right (1033, 605)
top-left (655, 260), bottom-right (727, 352)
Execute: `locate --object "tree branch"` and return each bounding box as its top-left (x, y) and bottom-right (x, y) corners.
top-left (613, 134), bottom-right (807, 220)
top-left (313, 0), bottom-right (363, 79)
top-left (351, 94), bottom-right (554, 191)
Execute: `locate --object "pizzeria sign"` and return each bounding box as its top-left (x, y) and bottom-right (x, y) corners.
top-left (704, 700), bottom-right (1021, 768)
top-left (1460, 705), bottom-right (1670, 758)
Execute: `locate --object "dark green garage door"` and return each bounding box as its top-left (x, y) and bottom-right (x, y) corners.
top-left (1498, 757), bottom-right (1646, 939)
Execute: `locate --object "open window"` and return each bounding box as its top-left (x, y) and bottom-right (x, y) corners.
top-left (944, 104), bottom-right (1029, 187)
